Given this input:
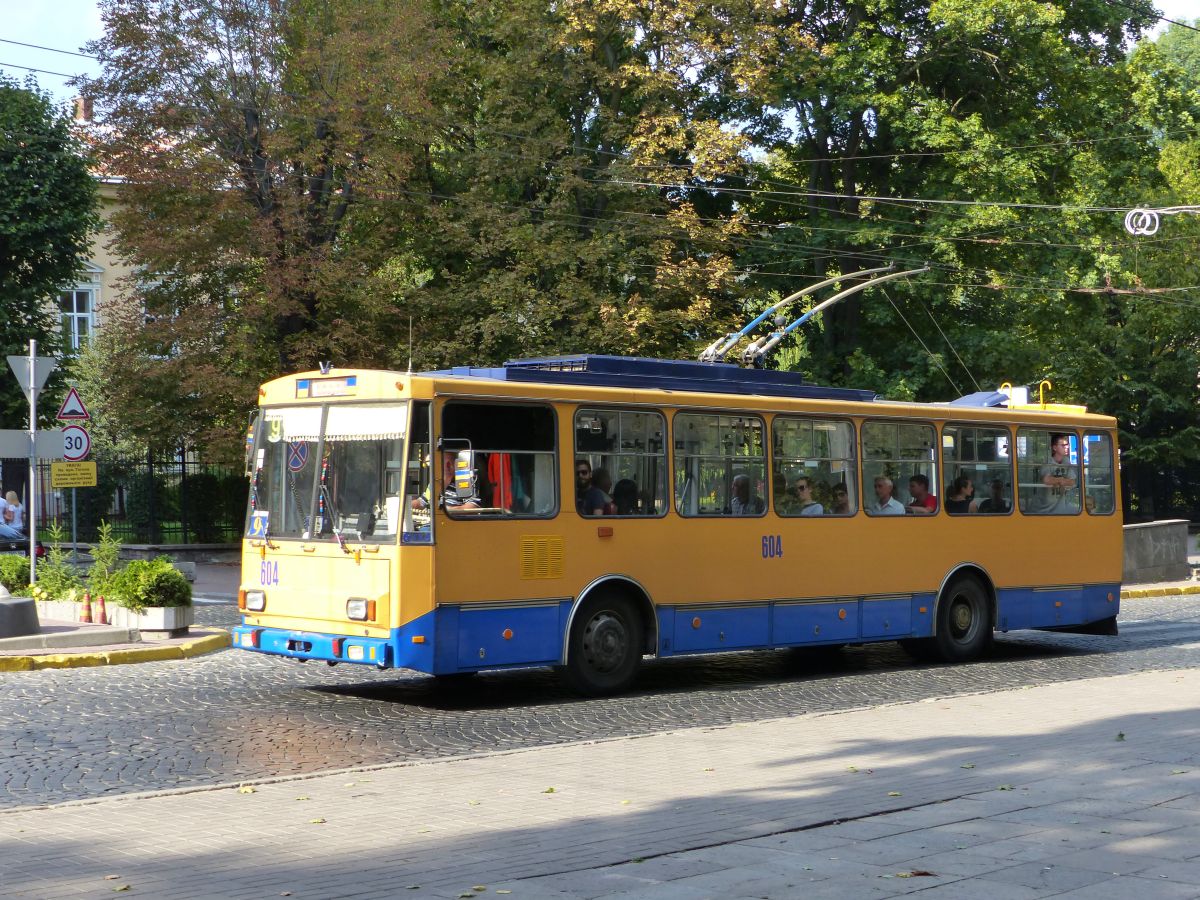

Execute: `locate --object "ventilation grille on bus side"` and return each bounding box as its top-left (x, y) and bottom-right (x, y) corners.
top-left (520, 536), bottom-right (565, 580)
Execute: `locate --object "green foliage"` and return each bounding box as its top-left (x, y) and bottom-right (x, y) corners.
top-left (0, 555), bottom-right (30, 593)
top-left (33, 521), bottom-right (84, 601)
top-left (0, 77), bottom-right (99, 427)
top-left (109, 557), bottom-right (192, 611)
top-left (87, 521), bottom-right (122, 599)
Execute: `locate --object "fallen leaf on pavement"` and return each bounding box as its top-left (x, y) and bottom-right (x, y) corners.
top-left (960, 763), bottom-right (975, 769)
top-left (237, 785), bottom-right (256, 794)
top-left (887, 791), bottom-right (902, 797)
top-left (542, 787), bottom-right (556, 793)
top-left (310, 818), bottom-right (326, 824)
top-left (896, 870), bottom-right (936, 878)
top-left (1116, 732), bottom-right (1125, 741)
top-left (997, 785), bottom-right (1014, 791)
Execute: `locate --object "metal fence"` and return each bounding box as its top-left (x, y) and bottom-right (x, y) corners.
top-left (1, 452), bottom-right (247, 545)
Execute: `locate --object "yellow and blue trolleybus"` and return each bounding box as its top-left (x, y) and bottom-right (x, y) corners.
top-left (234, 355), bottom-right (1122, 695)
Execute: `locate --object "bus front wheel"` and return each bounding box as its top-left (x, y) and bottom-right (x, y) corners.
top-left (562, 592), bottom-right (644, 696)
top-left (931, 576), bottom-right (993, 663)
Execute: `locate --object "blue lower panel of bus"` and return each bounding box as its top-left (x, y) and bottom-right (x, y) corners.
top-left (658, 595), bottom-right (935, 656)
top-left (232, 583), bottom-right (1118, 671)
top-left (996, 583), bottom-right (1119, 631)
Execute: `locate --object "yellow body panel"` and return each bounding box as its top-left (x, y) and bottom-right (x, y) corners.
top-left (241, 544), bottom-right (393, 637)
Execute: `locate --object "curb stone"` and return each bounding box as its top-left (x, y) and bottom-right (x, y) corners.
top-left (0, 630), bottom-right (230, 672)
top-left (1121, 584), bottom-right (1200, 599)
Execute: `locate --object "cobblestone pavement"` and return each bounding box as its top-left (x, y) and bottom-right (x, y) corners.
top-left (1, 596), bottom-right (1198, 810)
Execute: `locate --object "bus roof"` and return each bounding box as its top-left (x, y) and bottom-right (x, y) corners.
top-left (429, 355), bottom-right (878, 403)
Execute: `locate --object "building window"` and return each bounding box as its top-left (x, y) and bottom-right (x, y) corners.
top-left (59, 289), bottom-right (95, 352)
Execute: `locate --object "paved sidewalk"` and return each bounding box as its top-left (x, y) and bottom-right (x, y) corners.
top-left (2, 668), bottom-right (1198, 899)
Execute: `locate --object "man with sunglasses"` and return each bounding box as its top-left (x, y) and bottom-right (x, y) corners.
top-left (575, 459), bottom-right (592, 514)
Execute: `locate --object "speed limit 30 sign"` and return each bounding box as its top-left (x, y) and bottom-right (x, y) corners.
top-left (61, 424), bottom-right (91, 461)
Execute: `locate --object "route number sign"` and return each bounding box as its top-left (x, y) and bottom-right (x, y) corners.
top-left (62, 425), bottom-right (91, 461)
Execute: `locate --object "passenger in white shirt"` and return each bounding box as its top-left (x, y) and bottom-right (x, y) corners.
top-left (868, 476), bottom-right (905, 516)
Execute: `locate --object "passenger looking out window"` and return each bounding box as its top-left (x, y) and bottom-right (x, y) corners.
top-left (582, 468), bottom-right (617, 516)
top-left (944, 476), bottom-right (978, 514)
top-left (1017, 429), bottom-right (1081, 515)
top-left (976, 479), bottom-right (1011, 514)
top-left (730, 473), bottom-right (765, 515)
top-left (868, 476), bottom-right (905, 515)
top-left (575, 408), bottom-right (667, 516)
top-left (905, 474), bottom-right (937, 515)
top-left (830, 482), bottom-right (852, 515)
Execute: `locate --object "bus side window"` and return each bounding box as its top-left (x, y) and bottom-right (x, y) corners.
top-left (772, 416), bottom-right (857, 516)
top-left (1016, 429), bottom-right (1081, 515)
top-left (1084, 433), bottom-right (1115, 515)
top-left (575, 408), bottom-right (667, 516)
top-left (673, 412), bottom-right (766, 517)
top-left (441, 402), bottom-right (557, 519)
top-left (941, 425), bottom-right (1013, 515)
top-left (861, 420), bottom-right (937, 516)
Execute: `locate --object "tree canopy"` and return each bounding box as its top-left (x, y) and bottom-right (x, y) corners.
top-left (0, 76), bottom-right (98, 427)
top-left (75, 0), bottom-right (1200, 516)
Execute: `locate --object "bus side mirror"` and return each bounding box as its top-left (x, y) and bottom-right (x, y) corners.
top-left (453, 449), bottom-right (475, 499)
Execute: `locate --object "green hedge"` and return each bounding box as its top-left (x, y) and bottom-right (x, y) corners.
top-left (0, 555), bottom-right (29, 593)
top-left (109, 557), bottom-right (192, 611)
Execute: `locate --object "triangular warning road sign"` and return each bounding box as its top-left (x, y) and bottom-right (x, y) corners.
top-left (57, 386), bottom-right (90, 421)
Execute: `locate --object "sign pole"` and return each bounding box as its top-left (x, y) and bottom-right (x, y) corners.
top-left (71, 488), bottom-right (78, 567)
top-left (27, 339), bottom-right (37, 582)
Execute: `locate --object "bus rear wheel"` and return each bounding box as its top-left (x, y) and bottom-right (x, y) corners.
top-left (931, 576), bottom-right (992, 663)
top-left (562, 592), bottom-right (644, 696)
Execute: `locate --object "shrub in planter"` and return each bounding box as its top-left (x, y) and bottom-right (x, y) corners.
top-left (110, 557), bottom-right (192, 612)
top-left (0, 555), bottom-right (29, 593)
top-left (35, 521), bottom-right (85, 600)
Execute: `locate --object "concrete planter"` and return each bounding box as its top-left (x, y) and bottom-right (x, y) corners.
top-left (106, 604), bottom-right (194, 639)
top-left (34, 599), bottom-right (194, 640)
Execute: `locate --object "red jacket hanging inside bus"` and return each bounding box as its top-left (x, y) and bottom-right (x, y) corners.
top-left (488, 453), bottom-right (513, 511)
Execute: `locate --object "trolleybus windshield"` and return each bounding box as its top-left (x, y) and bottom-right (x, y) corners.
top-left (248, 403), bottom-right (409, 542)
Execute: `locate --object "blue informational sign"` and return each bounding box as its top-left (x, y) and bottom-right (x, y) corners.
top-left (249, 511), bottom-right (269, 538)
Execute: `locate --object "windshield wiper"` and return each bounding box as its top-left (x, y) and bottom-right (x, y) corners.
top-left (320, 483), bottom-right (351, 554)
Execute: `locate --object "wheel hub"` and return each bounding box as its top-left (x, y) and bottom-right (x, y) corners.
top-left (582, 612), bottom-right (627, 673)
top-left (950, 598), bottom-right (974, 638)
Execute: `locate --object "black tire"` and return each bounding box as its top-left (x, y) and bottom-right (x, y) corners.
top-left (562, 591), bottom-right (644, 696)
top-left (931, 576), bottom-right (993, 662)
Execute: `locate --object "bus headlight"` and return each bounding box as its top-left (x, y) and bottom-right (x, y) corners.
top-left (245, 590), bottom-right (266, 612)
top-left (347, 597), bottom-right (369, 621)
